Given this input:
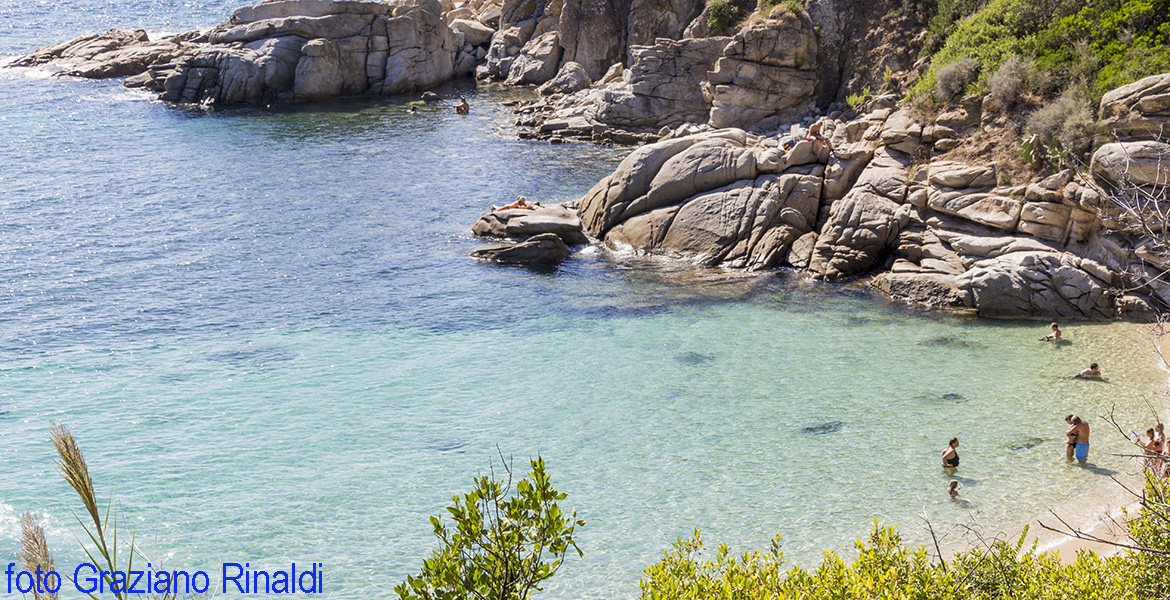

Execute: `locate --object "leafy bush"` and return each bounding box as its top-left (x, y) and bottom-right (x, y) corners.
top-left (1026, 89), bottom-right (1101, 155)
top-left (638, 524), bottom-right (1154, 599)
top-left (706, 0), bottom-right (743, 32)
top-left (911, 0), bottom-right (1170, 102)
top-left (922, 0), bottom-right (987, 53)
top-left (845, 86), bottom-right (872, 110)
top-left (935, 57), bottom-right (980, 102)
top-left (396, 457), bottom-right (584, 600)
top-left (988, 55), bottom-right (1031, 107)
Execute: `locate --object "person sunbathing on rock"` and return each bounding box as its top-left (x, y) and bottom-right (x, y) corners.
top-left (491, 196), bottom-right (541, 211)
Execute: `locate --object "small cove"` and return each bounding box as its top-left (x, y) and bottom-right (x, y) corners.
top-left (2, 8), bottom-right (1169, 598)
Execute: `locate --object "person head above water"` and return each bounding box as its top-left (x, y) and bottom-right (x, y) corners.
top-left (1072, 416), bottom-right (1083, 425)
top-left (1051, 322), bottom-right (1059, 330)
top-left (949, 437), bottom-right (958, 447)
top-left (1066, 414), bottom-right (1074, 424)
top-left (1090, 362), bottom-right (1098, 370)
top-left (1148, 428), bottom-right (1156, 437)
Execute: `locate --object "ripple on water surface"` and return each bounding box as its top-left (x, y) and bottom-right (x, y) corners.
top-left (1, 20), bottom-right (1168, 600)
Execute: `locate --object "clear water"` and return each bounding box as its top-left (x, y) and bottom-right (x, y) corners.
top-left (1, 3), bottom-right (1168, 598)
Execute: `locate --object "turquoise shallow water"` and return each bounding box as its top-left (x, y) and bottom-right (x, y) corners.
top-left (1, 3), bottom-right (1169, 598)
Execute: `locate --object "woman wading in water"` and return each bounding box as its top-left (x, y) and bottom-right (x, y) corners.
top-left (942, 437), bottom-right (959, 468)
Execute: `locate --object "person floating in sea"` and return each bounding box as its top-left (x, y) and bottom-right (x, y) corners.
top-left (1065, 414), bottom-right (1090, 464)
top-left (947, 480), bottom-right (961, 499)
top-left (408, 104), bottom-right (418, 114)
top-left (1043, 322), bottom-right (1062, 342)
top-left (455, 96), bottom-right (470, 115)
top-left (942, 437), bottom-right (959, 468)
top-left (1075, 363), bottom-right (1101, 379)
top-left (491, 196), bottom-right (541, 212)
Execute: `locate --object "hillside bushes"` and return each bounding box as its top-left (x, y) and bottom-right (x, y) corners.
top-left (912, 0), bottom-right (1170, 102)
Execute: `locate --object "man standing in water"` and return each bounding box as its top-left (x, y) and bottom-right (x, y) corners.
top-left (1065, 414), bottom-right (1090, 464)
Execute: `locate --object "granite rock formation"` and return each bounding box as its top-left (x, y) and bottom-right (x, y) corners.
top-left (12, 0), bottom-right (475, 106)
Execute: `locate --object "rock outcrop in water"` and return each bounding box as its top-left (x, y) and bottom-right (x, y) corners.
top-left (11, 0), bottom-right (481, 105)
top-left (479, 71), bottom-right (1170, 320)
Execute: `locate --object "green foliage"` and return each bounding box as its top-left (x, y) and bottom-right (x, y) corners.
top-left (988, 55), bottom-right (1032, 107)
top-left (1124, 475), bottom-right (1170, 599)
top-left (936, 56), bottom-right (980, 102)
top-left (846, 86), bottom-right (872, 110)
top-left (922, 0), bottom-right (988, 53)
top-left (637, 523), bottom-right (1152, 599)
top-left (640, 530), bottom-right (786, 600)
top-left (706, 0), bottom-right (743, 32)
top-left (911, 0), bottom-right (1170, 102)
top-left (1025, 88), bottom-right (1102, 157)
top-left (757, 0), bottom-right (802, 16)
top-left (396, 457), bottom-right (584, 600)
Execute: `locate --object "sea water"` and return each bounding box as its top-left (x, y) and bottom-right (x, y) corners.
top-left (1, 2), bottom-right (1168, 598)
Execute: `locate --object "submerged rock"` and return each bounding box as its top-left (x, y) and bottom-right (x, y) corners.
top-left (470, 232), bottom-right (569, 264)
top-left (800, 421), bottom-right (843, 434)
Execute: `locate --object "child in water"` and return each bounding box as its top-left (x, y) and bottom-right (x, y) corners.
top-left (947, 480), bottom-right (961, 499)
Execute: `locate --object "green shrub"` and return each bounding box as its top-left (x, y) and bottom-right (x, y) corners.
top-left (935, 57), bottom-right (980, 102)
top-left (922, 0), bottom-right (988, 53)
top-left (396, 457), bottom-right (584, 600)
top-left (911, 0), bottom-right (1170, 102)
top-left (706, 0), bottom-right (743, 31)
top-left (988, 55), bottom-right (1031, 107)
top-left (1026, 89), bottom-right (1101, 156)
top-left (845, 86), bottom-right (872, 110)
top-left (638, 524), bottom-right (1152, 599)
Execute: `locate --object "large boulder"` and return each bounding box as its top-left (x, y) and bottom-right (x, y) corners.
top-left (537, 61), bottom-right (591, 95)
top-left (606, 173), bottom-right (821, 269)
top-left (1091, 141), bottom-right (1170, 188)
top-left (872, 272), bottom-right (972, 308)
top-left (471, 203), bottom-right (589, 244)
top-left (1099, 72), bottom-right (1170, 139)
top-left (449, 18), bottom-right (495, 46)
top-left (470, 232), bottom-right (570, 264)
top-left (706, 12), bottom-right (819, 130)
top-left (505, 30), bottom-right (562, 85)
top-left (577, 129), bottom-right (751, 236)
top-left (534, 36), bottom-right (729, 134)
top-left (955, 251), bottom-right (1116, 318)
top-left (807, 148), bottom-right (912, 280)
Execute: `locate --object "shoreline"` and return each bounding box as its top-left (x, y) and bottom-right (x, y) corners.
top-left (1019, 325), bottom-right (1167, 563)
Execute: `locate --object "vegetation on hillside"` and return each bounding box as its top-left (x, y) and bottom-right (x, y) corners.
top-left (910, 0), bottom-right (1170, 102)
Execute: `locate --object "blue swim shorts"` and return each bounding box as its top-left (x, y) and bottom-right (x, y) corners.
top-left (1075, 442), bottom-right (1089, 462)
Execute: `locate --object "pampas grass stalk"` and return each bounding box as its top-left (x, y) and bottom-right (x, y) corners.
top-left (18, 512), bottom-right (58, 600)
top-left (50, 422), bottom-right (102, 537)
